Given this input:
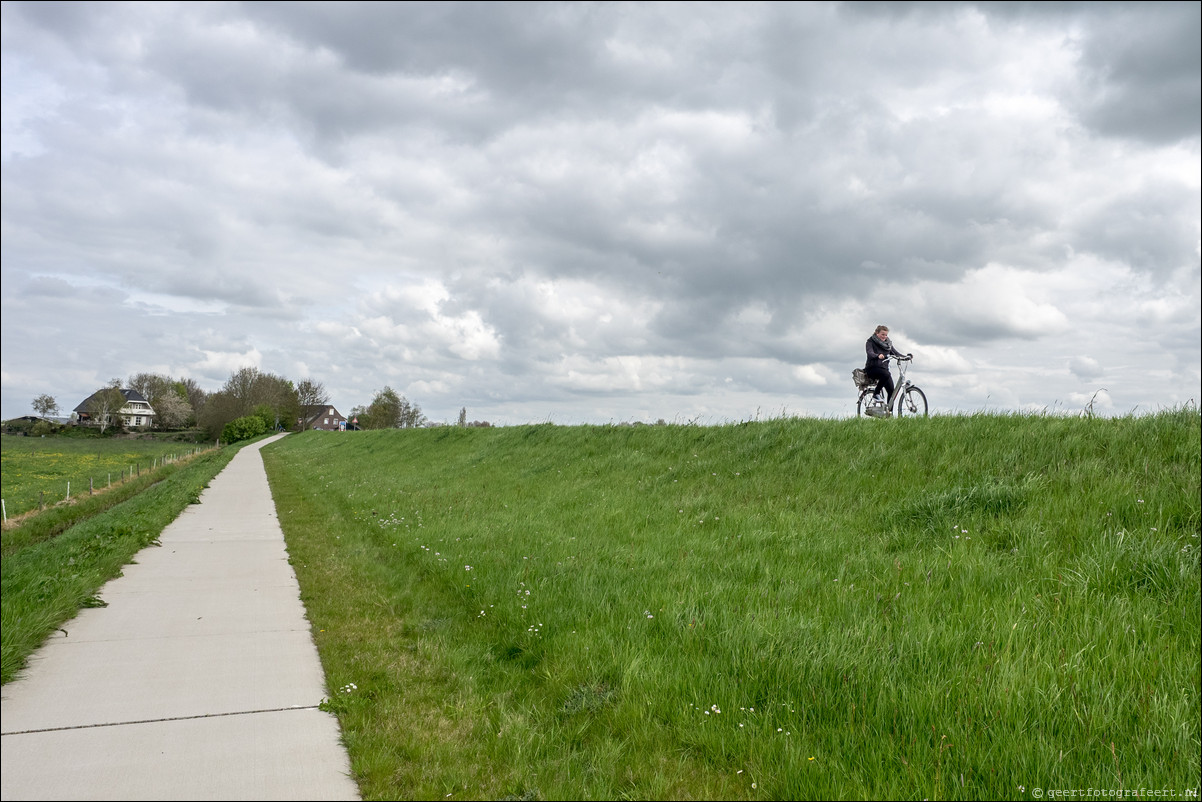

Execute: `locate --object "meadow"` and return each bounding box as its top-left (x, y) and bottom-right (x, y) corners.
top-left (261, 411), bottom-right (1201, 801)
top-left (0, 435), bottom-right (206, 520)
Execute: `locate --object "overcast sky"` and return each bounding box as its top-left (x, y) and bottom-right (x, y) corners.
top-left (2, 1), bottom-right (1199, 425)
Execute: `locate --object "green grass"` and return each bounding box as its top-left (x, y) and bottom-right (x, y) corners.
top-left (1, 458), bottom-right (204, 559)
top-left (261, 411), bottom-right (1201, 800)
top-left (0, 442), bottom-right (243, 684)
top-left (1, 435), bottom-right (208, 518)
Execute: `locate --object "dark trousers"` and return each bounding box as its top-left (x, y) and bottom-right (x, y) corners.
top-left (864, 364), bottom-right (894, 400)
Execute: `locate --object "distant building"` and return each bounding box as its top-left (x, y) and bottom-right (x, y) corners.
top-left (73, 388), bottom-right (156, 429)
top-left (300, 405), bottom-right (349, 431)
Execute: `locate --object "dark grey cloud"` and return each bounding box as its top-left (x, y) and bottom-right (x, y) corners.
top-left (1073, 181), bottom-right (1200, 277)
top-left (18, 275), bottom-right (80, 299)
top-left (1073, 2), bottom-right (1201, 144)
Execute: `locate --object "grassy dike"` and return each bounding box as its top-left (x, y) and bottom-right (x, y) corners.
top-left (1, 441), bottom-right (246, 684)
top-left (263, 413), bottom-right (1200, 801)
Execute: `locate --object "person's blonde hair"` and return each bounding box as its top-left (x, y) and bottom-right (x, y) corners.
top-left (875, 325), bottom-right (889, 334)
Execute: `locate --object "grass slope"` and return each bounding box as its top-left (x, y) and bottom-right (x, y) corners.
top-left (263, 413), bottom-right (1200, 801)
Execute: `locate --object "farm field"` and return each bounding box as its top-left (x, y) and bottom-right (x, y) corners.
top-left (0, 435), bottom-right (204, 519)
top-left (262, 411), bottom-right (1201, 801)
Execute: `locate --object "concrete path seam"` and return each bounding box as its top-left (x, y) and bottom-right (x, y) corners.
top-left (2, 705), bottom-right (324, 736)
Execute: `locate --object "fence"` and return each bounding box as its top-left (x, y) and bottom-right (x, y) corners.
top-left (1, 444), bottom-right (218, 525)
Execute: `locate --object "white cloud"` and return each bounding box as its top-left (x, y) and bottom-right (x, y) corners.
top-left (903, 263), bottom-right (1072, 340)
top-left (791, 365), bottom-right (827, 386)
top-left (355, 281), bottom-right (501, 363)
top-left (1069, 356), bottom-right (1103, 381)
top-left (191, 348), bottom-right (262, 381)
top-left (549, 355), bottom-right (688, 395)
top-left (910, 346), bottom-right (973, 375)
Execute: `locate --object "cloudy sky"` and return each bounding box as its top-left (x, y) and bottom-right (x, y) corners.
top-left (2, 1), bottom-right (1199, 425)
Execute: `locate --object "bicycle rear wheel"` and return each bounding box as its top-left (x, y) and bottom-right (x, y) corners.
top-left (856, 389), bottom-right (874, 417)
top-left (895, 386), bottom-right (928, 417)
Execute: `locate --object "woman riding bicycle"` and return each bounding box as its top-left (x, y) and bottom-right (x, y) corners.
top-left (864, 325), bottom-right (911, 403)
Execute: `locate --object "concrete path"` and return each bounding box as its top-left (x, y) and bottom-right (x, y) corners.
top-left (1, 435), bottom-right (359, 801)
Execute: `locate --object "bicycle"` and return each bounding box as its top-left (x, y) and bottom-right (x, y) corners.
top-left (853, 355), bottom-right (928, 418)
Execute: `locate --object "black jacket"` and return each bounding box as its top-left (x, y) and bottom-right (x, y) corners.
top-left (865, 336), bottom-right (903, 370)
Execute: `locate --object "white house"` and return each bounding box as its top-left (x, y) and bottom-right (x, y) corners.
top-left (73, 388), bottom-right (157, 429)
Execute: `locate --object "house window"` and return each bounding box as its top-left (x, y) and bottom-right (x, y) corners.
top-left (135, 417), bottom-right (142, 426)
top-left (324, 418), bottom-right (329, 425)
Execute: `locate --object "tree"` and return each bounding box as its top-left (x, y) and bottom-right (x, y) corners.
top-left (222, 367), bottom-right (262, 414)
top-left (32, 394), bottom-right (59, 418)
top-left (197, 390), bottom-right (242, 441)
top-left (221, 415), bottom-right (267, 443)
top-left (397, 395), bottom-right (427, 429)
top-left (295, 378), bottom-right (329, 430)
top-left (86, 382), bottom-right (128, 434)
top-left (359, 387), bottom-right (400, 430)
top-left (220, 367), bottom-right (297, 430)
top-left (257, 374), bottom-right (299, 431)
top-left (127, 372), bottom-right (173, 413)
top-left (129, 372), bottom-right (197, 429)
top-left (251, 403), bottom-right (278, 432)
top-left (179, 377), bottom-right (208, 422)
top-left (458, 407), bottom-right (467, 427)
top-left (296, 378), bottom-right (329, 407)
top-left (154, 392), bottom-right (193, 430)
top-left (360, 387), bottom-right (426, 429)
top-left (197, 368), bottom-right (303, 438)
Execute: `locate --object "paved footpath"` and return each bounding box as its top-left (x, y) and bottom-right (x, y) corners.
top-left (1, 434), bottom-right (359, 801)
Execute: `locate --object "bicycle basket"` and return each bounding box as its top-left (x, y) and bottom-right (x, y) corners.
top-left (852, 368), bottom-right (874, 390)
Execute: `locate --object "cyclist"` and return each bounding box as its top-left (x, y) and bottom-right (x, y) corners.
top-left (864, 325), bottom-right (911, 405)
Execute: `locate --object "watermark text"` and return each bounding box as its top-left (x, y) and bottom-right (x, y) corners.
top-left (1025, 788), bottom-right (1199, 800)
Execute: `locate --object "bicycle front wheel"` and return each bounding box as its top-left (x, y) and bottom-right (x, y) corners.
top-left (895, 386), bottom-right (928, 417)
